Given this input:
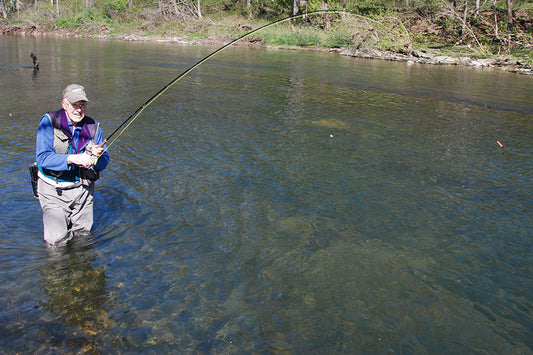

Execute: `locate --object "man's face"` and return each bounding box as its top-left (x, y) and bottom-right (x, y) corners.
top-left (62, 99), bottom-right (87, 126)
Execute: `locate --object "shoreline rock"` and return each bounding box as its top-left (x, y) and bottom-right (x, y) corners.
top-left (337, 47), bottom-right (533, 75)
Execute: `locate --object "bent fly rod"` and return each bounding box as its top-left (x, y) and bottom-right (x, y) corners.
top-left (102, 9), bottom-right (505, 152)
top-left (104, 9), bottom-right (348, 150)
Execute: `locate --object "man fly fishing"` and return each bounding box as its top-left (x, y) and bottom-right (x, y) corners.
top-left (34, 84), bottom-right (109, 246)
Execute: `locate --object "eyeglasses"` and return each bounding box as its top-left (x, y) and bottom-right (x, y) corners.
top-left (69, 101), bottom-right (87, 110)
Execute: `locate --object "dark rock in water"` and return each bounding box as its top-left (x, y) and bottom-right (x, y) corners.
top-left (195, 340), bottom-right (214, 353)
top-left (178, 309), bottom-right (192, 322)
top-left (126, 326), bottom-right (154, 347)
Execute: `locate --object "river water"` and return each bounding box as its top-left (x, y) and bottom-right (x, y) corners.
top-left (1, 36), bottom-right (532, 353)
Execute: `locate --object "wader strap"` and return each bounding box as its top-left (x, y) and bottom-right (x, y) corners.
top-left (29, 163), bottom-right (39, 198)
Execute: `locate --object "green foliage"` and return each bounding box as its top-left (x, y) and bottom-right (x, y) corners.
top-left (260, 19), bottom-right (367, 48)
top-left (55, 17), bottom-right (81, 28)
top-left (325, 32), bottom-right (354, 48)
top-left (102, 0), bottom-right (130, 20)
top-left (56, 9), bottom-right (97, 28)
top-left (268, 0), bottom-right (293, 16)
top-left (37, 2), bottom-right (55, 14)
top-left (262, 28), bottom-right (321, 46)
top-left (352, 0), bottom-right (391, 16)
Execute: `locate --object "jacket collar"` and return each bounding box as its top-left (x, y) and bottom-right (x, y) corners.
top-left (59, 109), bottom-right (92, 153)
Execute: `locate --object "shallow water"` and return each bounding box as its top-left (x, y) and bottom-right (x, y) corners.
top-left (1, 36), bottom-right (532, 353)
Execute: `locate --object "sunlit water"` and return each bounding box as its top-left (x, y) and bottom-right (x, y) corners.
top-left (1, 36), bottom-right (532, 353)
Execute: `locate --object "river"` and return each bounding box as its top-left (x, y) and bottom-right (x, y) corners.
top-left (1, 36), bottom-right (532, 353)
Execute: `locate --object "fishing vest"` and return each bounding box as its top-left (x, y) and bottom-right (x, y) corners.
top-left (41, 109), bottom-right (100, 183)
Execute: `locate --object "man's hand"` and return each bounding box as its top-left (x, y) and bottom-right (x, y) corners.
top-left (89, 140), bottom-right (106, 157)
top-left (67, 154), bottom-right (93, 168)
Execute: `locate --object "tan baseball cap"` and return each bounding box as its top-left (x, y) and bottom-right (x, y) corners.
top-left (63, 84), bottom-right (89, 102)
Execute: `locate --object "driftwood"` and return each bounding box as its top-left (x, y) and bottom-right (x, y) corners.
top-left (29, 51), bottom-right (39, 69)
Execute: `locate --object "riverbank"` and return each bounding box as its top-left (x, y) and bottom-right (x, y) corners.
top-left (2, 23), bottom-right (532, 76)
top-left (336, 46), bottom-right (533, 75)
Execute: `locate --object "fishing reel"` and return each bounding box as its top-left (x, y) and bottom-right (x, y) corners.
top-left (81, 140), bottom-right (101, 182)
top-left (84, 139), bottom-right (106, 165)
top-left (84, 140), bottom-right (99, 165)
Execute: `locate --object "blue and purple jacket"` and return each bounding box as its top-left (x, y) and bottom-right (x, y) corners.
top-left (36, 109), bottom-right (109, 183)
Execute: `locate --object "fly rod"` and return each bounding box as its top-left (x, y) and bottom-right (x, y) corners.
top-left (104, 9), bottom-right (348, 151)
top-left (103, 9), bottom-right (504, 152)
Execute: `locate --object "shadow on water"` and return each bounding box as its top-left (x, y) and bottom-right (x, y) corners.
top-left (1, 64), bottom-right (34, 69)
top-left (0, 64), bottom-right (40, 79)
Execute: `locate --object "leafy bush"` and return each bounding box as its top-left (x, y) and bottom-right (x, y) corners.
top-left (103, 0), bottom-right (130, 20)
top-left (263, 29), bottom-right (321, 46)
top-left (56, 16), bottom-right (83, 28)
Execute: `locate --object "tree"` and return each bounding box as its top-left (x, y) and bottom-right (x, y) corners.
top-left (1, 0), bottom-right (7, 18)
top-left (506, 0), bottom-right (513, 28)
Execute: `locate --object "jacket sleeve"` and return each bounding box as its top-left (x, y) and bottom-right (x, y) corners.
top-left (35, 114), bottom-right (70, 171)
top-left (93, 126), bottom-right (109, 171)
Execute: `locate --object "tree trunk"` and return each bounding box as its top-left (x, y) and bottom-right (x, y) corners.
top-left (493, 0), bottom-right (499, 38)
top-left (322, 0), bottom-right (330, 30)
top-left (507, 0), bottom-right (513, 29)
top-left (462, 0), bottom-right (468, 36)
top-left (170, 0), bottom-right (179, 17)
top-left (1, 0), bottom-right (7, 18)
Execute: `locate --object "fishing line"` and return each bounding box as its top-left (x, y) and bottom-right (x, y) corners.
top-left (104, 9), bottom-right (348, 151)
top-left (446, 90), bottom-right (505, 148)
top-left (472, 117), bottom-right (504, 148)
top-left (417, 59), bottom-right (505, 148)
top-left (103, 9), bottom-right (503, 152)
